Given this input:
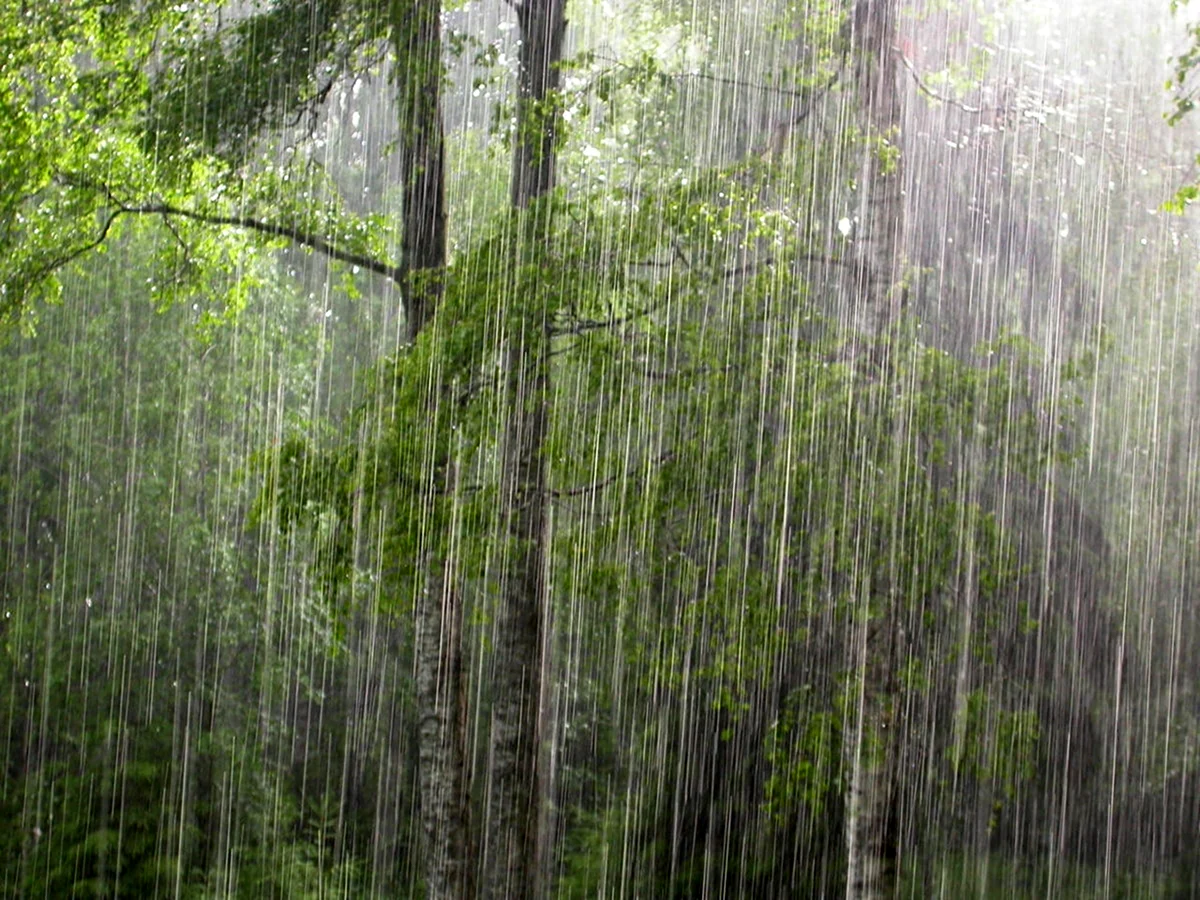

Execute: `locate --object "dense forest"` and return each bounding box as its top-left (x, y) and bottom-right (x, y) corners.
top-left (3, 0), bottom-right (1200, 896)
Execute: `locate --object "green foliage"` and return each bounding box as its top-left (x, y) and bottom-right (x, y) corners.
top-left (0, 219), bottom-right (386, 897)
top-left (10, 725), bottom-right (179, 898)
top-left (262, 204), bottom-right (575, 611)
top-left (148, 0), bottom-right (387, 165)
top-left (764, 694), bottom-right (841, 824)
top-left (0, 0), bottom-right (165, 321)
top-left (900, 852), bottom-right (1174, 900)
top-left (1163, 178), bottom-right (1200, 213)
top-left (951, 691), bottom-right (1040, 800)
top-left (766, 0), bottom-right (846, 89)
top-left (1169, 0), bottom-right (1200, 125)
top-left (1, 0), bottom-right (1133, 891)
top-left (0, 0), bottom-right (395, 340)
top-left (554, 805), bottom-right (629, 899)
top-left (534, 137), bottom-right (1091, 885)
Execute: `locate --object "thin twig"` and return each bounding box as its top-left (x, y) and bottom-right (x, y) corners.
top-left (551, 299), bottom-right (665, 336)
top-left (158, 212), bottom-right (189, 254)
top-left (552, 450), bottom-right (675, 499)
top-left (20, 209), bottom-right (124, 287)
top-left (636, 363), bottom-right (738, 382)
top-left (591, 52), bottom-right (836, 102)
top-left (896, 50), bottom-right (986, 114)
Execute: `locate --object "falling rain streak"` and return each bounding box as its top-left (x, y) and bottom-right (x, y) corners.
top-left (2, 0), bottom-right (1200, 896)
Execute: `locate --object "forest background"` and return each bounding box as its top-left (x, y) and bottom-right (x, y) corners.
top-left (3, 0), bottom-right (1200, 897)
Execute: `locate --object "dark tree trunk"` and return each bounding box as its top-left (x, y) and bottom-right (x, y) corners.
top-left (510, 0), bottom-right (567, 209)
top-left (395, 0), bottom-right (448, 341)
top-left (483, 1), bottom-right (566, 897)
top-left (485, 335), bottom-right (550, 898)
top-left (392, 4), bottom-right (468, 898)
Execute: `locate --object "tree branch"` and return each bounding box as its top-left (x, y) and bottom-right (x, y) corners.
top-left (20, 208), bottom-right (124, 290)
top-left (51, 172), bottom-right (404, 286)
top-left (896, 50), bottom-right (985, 114)
top-left (551, 298), bottom-right (666, 336)
top-left (895, 55), bottom-right (1129, 168)
top-left (552, 450), bottom-right (675, 499)
top-left (590, 52), bottom-right (838, 102)
top-left (635, 363), bottom-right (737, 382)
top-left (750, 69), bottom-right (842, 158)
top-left (116, 201), bottom-right (404, 283)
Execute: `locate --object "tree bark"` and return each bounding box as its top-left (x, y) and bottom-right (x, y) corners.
top-left (843, 612), bottom-right (898, 900)
top-left (391, 3), bottom-right (468, 898)
top-left (415, 552), bottom-right (473, 899)
top-left (510, 0), bottom-right (567, 210)
top-left (483, 1), bottom-right (566, 897)
top-left (485, 335), bottom-right (550, 898)
top-left (844, 2), bottom-right (905, 898)
top-left (395, 0), bottom-right (448, 341)
top-left (848, 0), bottom-right (905, 337)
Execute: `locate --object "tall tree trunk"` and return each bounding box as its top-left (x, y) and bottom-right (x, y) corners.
top-left (843, 612), bottom-right (899, 900)
top-left (510, 0), bottom-right (567, 209)
top-left (395, 0), bottom-right (448, 341)
top-left (848, 0), bottom-right (905, 337)
top-left (415, 541), bottom-right (473, 899)
top-left (485, 334), bottom-right (550, 898)
top-left (844, 2), bottom-right (905, 898)
top-left (484, 1), bottom-right (566, 897)
top-left (392, 3), bottom-right (469, 898)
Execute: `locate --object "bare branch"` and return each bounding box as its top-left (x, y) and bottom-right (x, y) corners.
top-left (894, 58), bottom-right (1131, 170)
top-left (794, 252), bottom-right (853, 269)
top-left (721, 253), bottom-right (851, 279)
top-left (750, 69), bottom-right (842, 158)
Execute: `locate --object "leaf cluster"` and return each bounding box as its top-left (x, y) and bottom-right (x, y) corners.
top-left (147, 0), bottom-right (387, 166)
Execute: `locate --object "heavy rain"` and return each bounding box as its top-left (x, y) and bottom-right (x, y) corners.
top-left (2, 0), bottom-right (1200, 896)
